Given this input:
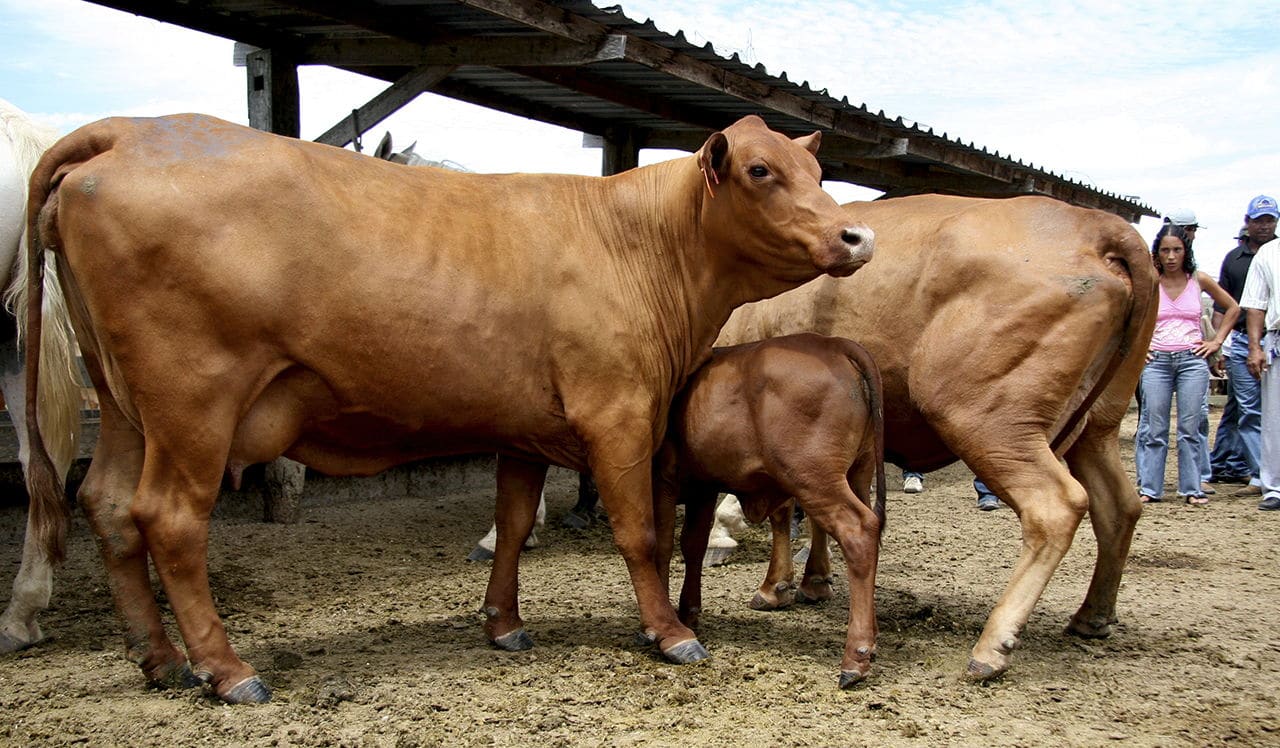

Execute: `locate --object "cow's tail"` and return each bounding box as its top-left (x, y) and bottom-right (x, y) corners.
top-left (1049, 222), bottom-right (1157, 453)
top-left (20, 127), bottom-right (111, 564)
top-left (839, 337), bottom-right (886, 531)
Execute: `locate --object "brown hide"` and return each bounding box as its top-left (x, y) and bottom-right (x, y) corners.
top-left (23, 114), bottom-right (874, 702)
top-left (717, 193), bottom-right (1157, 680)
top-left (655, 333), bottom-right (886, 686)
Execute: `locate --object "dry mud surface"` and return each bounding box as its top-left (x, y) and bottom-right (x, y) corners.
top-left (1, 405), bottom-right (1278, 747)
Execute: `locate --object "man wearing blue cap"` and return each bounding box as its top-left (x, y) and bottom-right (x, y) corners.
top-left (1209, 196), bottom-right (1278, 497)
top-left (1238, 195), bottom-right (1280, 510)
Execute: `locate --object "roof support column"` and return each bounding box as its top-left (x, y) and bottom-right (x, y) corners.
top-left (601, 126), bottom-right (639, 176)
top-left (246, 48), bottom-right (300, 138)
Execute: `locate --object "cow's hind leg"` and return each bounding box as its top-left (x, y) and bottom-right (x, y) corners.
top-left (964, 447), bottom-right (1088, 681)
top-left (1063, 423), bottom-right (1142, 638)
top-left (78, 397), bottom-right (200, 690)
top-left (131, 421), bottom-right (268, 703)
top-left (482, 455), bottom-right (548, 651)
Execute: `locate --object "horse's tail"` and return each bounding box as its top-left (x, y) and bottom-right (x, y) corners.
top-left (20, 123), bottom-right (115, 564)
top-left (839, 337), bottom-right (886, 531)
top-left (2, 114), bottom-right (80, 487)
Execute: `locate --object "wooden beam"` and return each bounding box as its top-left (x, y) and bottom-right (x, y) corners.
top-left (600, 127), bottom-right (639, 175)
top-left (86, 0), bottom-right (297, 50)
top-left (246, 48), bottom-right (300, 138)
top-left (300, 34), bottom-right (627, 68)
top-left (314, 65), bottom-right (455, 148)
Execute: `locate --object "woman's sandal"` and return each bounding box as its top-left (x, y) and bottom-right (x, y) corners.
top-left (1185, 495), bottom-right (1210, 506)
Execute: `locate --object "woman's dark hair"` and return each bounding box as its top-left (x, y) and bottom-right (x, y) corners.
top-left (1151, 223), bottom-right (1197, 275)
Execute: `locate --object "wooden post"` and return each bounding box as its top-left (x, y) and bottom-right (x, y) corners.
top-left (601, 126), bottom-right (639, 176)
top-left (246, 48), bottom-right (300, 137)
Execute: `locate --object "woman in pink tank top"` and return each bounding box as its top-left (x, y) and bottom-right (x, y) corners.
top-left (1136, 224), bottom-right (1238, 504)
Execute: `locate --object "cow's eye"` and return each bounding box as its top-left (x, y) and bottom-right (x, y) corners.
top-left (748, 165), bottom-right (769, 179)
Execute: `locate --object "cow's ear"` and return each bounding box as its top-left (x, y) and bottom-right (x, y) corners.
top-left (793, 131), bottom-right (822, 156)
top-left (374, 132), bottom-right (393, 161)
top-left (697, 131), bottom-right (730, 181)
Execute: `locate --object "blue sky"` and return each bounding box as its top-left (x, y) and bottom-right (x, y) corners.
top-left (2, 0), bottom-right (1277, 272)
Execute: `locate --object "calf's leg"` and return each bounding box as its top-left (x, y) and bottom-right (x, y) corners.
top-left (750, 500), bottom-right (798, 610)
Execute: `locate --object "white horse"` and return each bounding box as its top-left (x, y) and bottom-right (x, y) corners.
top-left (0, 99), bottom-right (80, 652)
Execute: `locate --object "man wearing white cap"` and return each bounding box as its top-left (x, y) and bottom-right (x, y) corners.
top-left (1238, 194), bottom-right (1280, 510)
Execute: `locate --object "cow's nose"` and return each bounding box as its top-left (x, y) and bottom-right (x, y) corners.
top-left (842, 226), bottom-right (875, 252)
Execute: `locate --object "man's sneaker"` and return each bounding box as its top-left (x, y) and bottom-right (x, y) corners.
top-left (977, 494), bottom-right (1001, 511)
top-left (1259, 496), bottom-right (1280, 511)
top-left (902, 475), bottom-right (924, 494)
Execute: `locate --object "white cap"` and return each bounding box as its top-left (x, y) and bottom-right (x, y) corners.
top-left (1164, 208), bottom-right (1202, 228)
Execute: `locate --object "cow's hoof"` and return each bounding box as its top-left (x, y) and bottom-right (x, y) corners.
top-left (223, 675), bottom-right (272, 704)
top-left (151, 662), bottom-right (202, 690)
top-left (466, 545), bottom-right (495, 562)
top-left (838, 668), bottom-right (869, 689)
top-left (661, 638), bottom-right (709, 664)
top-left (964, 658), bottom-right (1006, 682)
top-left (492, 628), bottom-right (534, 652)
top-left (561, 511), bottom-right (591, 530)
top-left (1066, 615), bottom-right (1113, 639)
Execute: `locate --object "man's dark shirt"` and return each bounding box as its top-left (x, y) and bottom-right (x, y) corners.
top-left (1216, 241), bottom-right (1260, 334)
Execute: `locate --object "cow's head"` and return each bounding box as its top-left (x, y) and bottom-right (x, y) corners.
top-left (696, 116), bottom-right (874, 286)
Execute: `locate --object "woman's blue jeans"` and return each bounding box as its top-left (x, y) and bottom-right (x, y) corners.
top-left (1138, 350), bottom-right (1210, 498)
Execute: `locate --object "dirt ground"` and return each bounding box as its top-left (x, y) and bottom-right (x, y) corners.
top-left (1, 403), bottom-right (1278, 747)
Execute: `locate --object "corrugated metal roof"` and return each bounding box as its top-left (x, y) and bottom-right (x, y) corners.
top-left (86, 0), bottom-right (1153, 220)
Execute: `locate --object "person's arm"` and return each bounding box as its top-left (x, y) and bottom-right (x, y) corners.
top-left (1195, 272), bottom-right (1238, 359)
top-left (1247, 308), bottom-right (1268, 378)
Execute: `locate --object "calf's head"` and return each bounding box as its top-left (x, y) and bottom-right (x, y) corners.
top-left (697, 116), bottom-right (874, 286)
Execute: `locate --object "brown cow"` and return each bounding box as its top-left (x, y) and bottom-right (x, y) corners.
top-left (717, 194), bottom-right (1156, 681)
top-left (652, 333), bottom-right (886, 688)
top-left (23, 114), bottom-right (873, 703)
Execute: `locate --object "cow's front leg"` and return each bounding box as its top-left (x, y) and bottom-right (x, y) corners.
top-left (588, 431), bottom-right (705, 663)
top-left (481, 455), bottom-right (548, 651)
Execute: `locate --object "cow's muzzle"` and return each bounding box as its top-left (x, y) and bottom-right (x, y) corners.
top-left (821, 225), bottom-right (876, 277)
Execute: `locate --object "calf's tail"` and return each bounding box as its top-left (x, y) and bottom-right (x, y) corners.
top-left (839, 338), bottom-right (886, 529)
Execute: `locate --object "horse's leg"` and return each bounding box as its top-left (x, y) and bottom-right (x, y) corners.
top-left (481, 455), bottom-right (548, 651)
top-left (750, 500), bottom-right (798, 611)
top-left (0, 335), bottom-right (52, 651)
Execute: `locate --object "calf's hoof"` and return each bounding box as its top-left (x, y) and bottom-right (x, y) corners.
top-left (750, 583), bottom-right (796, 611)
top-left (661, 638), bottom-right (709, 664)
top-left (492, 628), bottom-right (534, 652)
top-left (838, 668), bottom-right (869, 689)
top-left (466, 545), bottom-right (495, 562)
top-left (222, 675), bottom-right (272, 704)
top-left (795, 579), bottom-right (833, 604)
top-left (1066, 614), bottom-right (1114, 639)
top-left (561, 511), bottom-right (592, 530)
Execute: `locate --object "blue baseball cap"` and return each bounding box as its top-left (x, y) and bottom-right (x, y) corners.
top-left (1246, 194), bottom-right (1279, 220)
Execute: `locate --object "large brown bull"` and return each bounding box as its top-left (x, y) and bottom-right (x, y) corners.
top-left (717, 193), bottom-right (1156, 680)
top-left (23, 114), bottom-right (873, 703)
